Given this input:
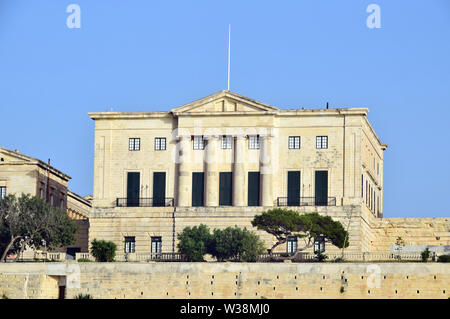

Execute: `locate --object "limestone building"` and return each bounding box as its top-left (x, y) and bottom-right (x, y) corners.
top-left (89, 90), bottom-right (407, 254)
top-left (0, 147), bottom-right (91, 256)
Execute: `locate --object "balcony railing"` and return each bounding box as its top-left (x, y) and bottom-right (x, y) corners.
top-left (116, 197), bottom-right (174, 207)
top-left (276, 197), bottom-right (336, 207)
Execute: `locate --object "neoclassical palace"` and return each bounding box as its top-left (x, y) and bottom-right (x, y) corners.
top-left (88, 91), bottom-right (448, 255)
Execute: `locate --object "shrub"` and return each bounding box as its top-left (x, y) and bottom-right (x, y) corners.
top-left (437, 254), bottom-right (450, 262)
top-left (315, 253), bottom-right (328, 262)
top-left (177, 224), bottom-right (213, 262)
top-left (90, 239), bottom-right (117, 262)
top-left (421, 248), bottom-right (431, 262)
top-left (75, 293), bottom-right (93, 299)
top-left (77, 258), bottom-right (91, 262)
top-left (210, 227), bottom-right (265, 262)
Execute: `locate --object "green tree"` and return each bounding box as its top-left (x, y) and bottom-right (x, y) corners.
top-left (210, 226), bottom-right (265, 262)
top-left (251, 208), bottom-right (301, 256)
top-left (421, 248), bottom-right (431, 262)
top-left (90, 239), bottom-right (117, 262)
top-left (0, 194), bottom-right (77, 262)
top-left (177, 224), bottom-right (213, 262)
top-left (252, 209), bottom-right (349, 258)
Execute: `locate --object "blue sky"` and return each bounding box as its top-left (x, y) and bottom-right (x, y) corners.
top-left (0, 0), bottom-right (449, 217)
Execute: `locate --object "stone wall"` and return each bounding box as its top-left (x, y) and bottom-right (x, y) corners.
top-left (370, 217), bottom-right (450, 252)
top-left (0, 262), bottom-right (448, 299)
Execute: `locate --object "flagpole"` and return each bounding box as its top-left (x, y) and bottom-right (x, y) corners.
top-left (227, 24), bottom-right (231, 91)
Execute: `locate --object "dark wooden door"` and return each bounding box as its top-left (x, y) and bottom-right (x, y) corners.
top-left (153, 172), bottom-right (166, 207)
top-left (192, 172), bottom-right (204, 207)
top-left (315, 171), bottom-right (328, 206)
top-left (287, 171), bottom-right (300, 206)
top-left (248, 172), bottom-right (260, 206)
top-left (127, 172), bottom-right (140, 207)
top-left (219, 172), bottom-right (232, 206)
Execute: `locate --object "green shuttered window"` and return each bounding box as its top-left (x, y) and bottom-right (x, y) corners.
top-left (153, 172), bottom-right (166, 207)
top-left (287, 171), bottom-right (301, 206)
top-left (248, 172), bottom-right (260, 206)
top-left (127, 172), bottom-right (140, 207)
top-left (192, 172), bottom-right (205, 207)
top-left (315, 171), bottom-right (328, 206)
top-left (219, 172), bottom-right (232, 206)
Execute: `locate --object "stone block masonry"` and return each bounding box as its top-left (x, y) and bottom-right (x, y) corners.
top-left (0, 262), bottom-right (448, 299)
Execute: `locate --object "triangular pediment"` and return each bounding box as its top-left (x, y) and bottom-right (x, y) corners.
top-left (171, 90), bottom-right (279, 114)
top-left (0, 147), bottom-right (36, 164)
top-left (0, 147), bottom-right (71, 180)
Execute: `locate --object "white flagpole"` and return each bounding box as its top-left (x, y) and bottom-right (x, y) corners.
top-left (227, 24), bottom-right (231, 91)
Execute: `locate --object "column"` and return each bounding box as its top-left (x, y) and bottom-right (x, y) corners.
top-left (205, 136), bottom-right (219, 206)
top-left (232, 135), bottom-right (246, 206)
top-left (260, 135), bottom-right (273, 207)
top-left (177, 135), bottom-right (191, 207)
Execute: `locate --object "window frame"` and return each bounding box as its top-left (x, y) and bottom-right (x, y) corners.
top-left (151, 237), bottom-right (162, 254)
top-left (193, 136), bottom-right (205, 150)
top-left (316, 136), bottom-right (328, 149)
top-left (154, 137), bottom-right (166, 151)
top-left (129, 138), bottom-right (141, 151)
top-left (0, 186), bottom-right (6, 200)
top-left (124, 236), bottom-right (136, 253)
top-left (287, 236), bottom-right (298, 254)
top-left (221, 135), bottom-right (232, 149)
top-left (288, 136), bottom-right (301, 149)
top-left (248, 135), bottom-right (260, 150)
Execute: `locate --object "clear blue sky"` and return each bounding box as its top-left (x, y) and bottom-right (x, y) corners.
top-left (0, 1), bottom-right (449, 217)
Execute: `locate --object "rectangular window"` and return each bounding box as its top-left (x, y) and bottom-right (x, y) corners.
top-left (377, 163), bottom-right (379, 175)
top-left (288, 136), bottom-right (300, 149)
top-left (50, 194), bottom-right (54, 206)
top-left (154, 137), bottom-right (166, 150)
top-left (193, 136), bottom-right (205, 150)
top-left (287, 171), bottom-right (301, 206)
top-left (192, 172), bottom-right (205, 207)
top-left (127, 172), bottom-right (140, 207)
top-left (219, 172), bottom-right (232, 206)
top-left (315, 171), bottom-right (328, 206)
top-left (124, 237), bottom-right (135, 253)
top-left (221, 136), bottom-right (232, 149)
top-left (151, 237), bottom-right (162, 254)
top-left (129, 138), bottom-right (140, 151)
top-left (316, 136), bottom-right (328, 149)
top-left (0, 186), bottom-right (6, 200)
top-left (287, 236), bottom-right (298, 254)
top-left (60, 199), bottom-right (64, 209)
top-left (248, 172), bottom-right (260, 206)
top-left (366, 180), bottom-right (368, 205)
top-left (249, 135), bottom-right (260, 149)
top-left (361, 175), bottom-right (364, 198)
top-left (152, 172), bottom-right (166, 207)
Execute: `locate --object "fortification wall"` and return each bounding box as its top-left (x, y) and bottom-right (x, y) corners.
top-left (370, 217), bottom-right (450, 252)
top-left (0, 262), bottom-right (448, 299)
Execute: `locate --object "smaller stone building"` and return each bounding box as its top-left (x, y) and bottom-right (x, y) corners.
top-left (0, 147), bottom-right (91, 256)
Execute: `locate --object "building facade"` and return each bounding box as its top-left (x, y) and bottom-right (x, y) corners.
top-left (88, 90), bottom-right (398, 254)
top-left (0, 147), bottom-right (91, 256)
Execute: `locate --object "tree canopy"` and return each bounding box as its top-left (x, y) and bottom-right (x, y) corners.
top-left (210, 226), bottom-right (265, 262)
top-left (0, 193), bottom-right (77, 262)
top-left (177, 224), bottom-right (213, 262)
top-left (177, 224), bottom-right (265, 262)
top-left (251, 209), bottom-right (349, 257)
